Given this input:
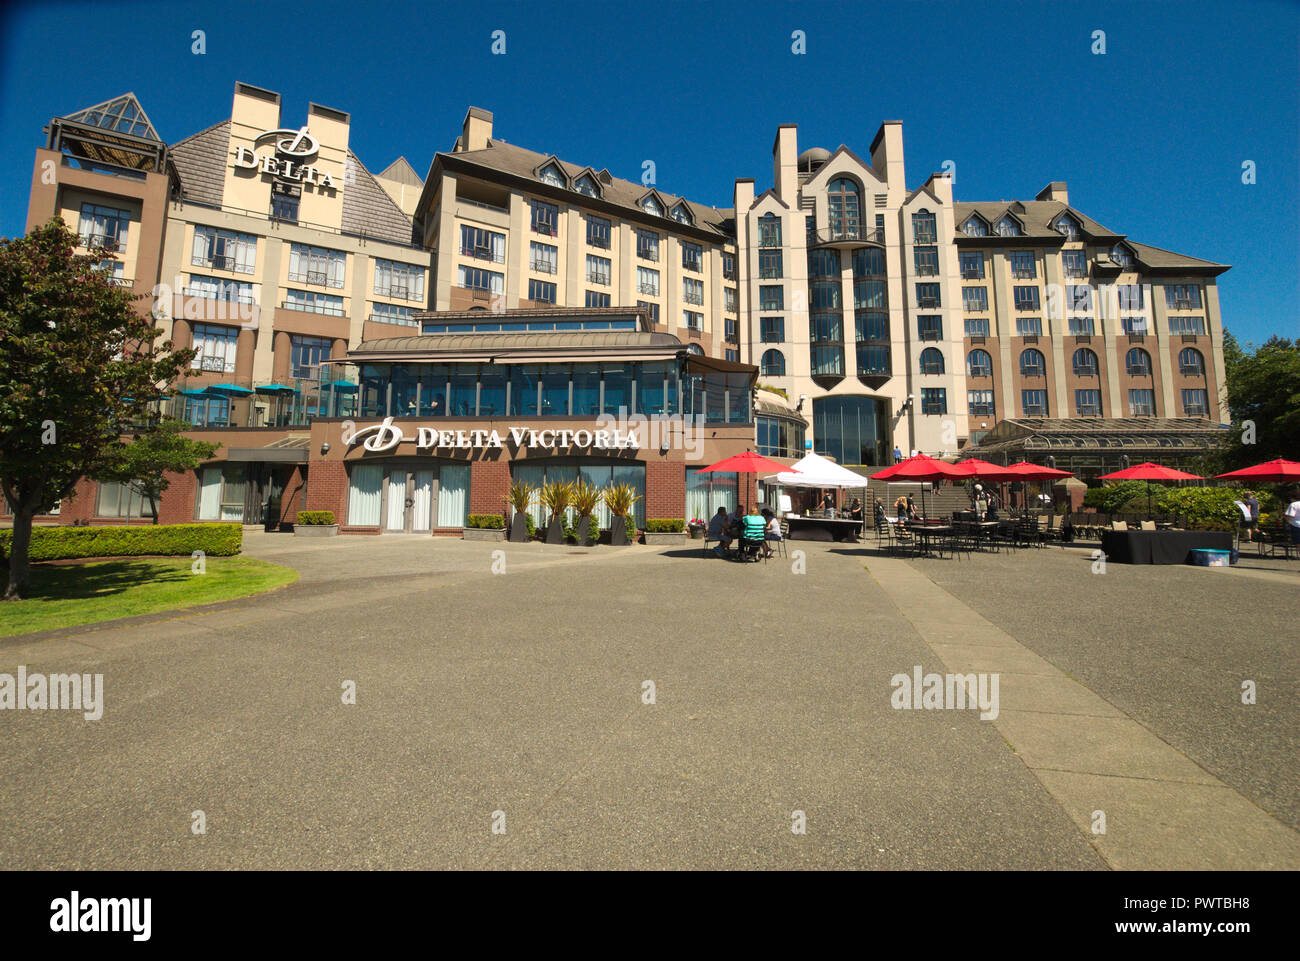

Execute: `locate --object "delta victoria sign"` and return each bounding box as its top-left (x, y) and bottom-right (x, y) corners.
top-left (345, 418), bottom-right (642, 453)
top-left (231, 126), bottom-right (341, 190)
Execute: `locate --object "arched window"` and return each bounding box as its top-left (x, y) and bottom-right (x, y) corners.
top-left (1020, 348), bottom-right (1046, 377)
top-left (1179, 347), bottom-right (1204, 375)
top-left (828, 178), bottom-right (861, 239)
top-left (919, 347), bottom-right (945, 374)
top-left (967, 349), bottom-right (993, 377)
top-left (761, 349), bottom-right (786, 376)
top-left (912, 208), bottom-right (936, 243)
top-left (757, 212), bottom-right (782, 247)
top-left (1072, 347), bottom-right (1099, 376)
top-left (686, 343), bottom-right (704, 355)
top-left (1126, 347), bottom-right (1151, 376)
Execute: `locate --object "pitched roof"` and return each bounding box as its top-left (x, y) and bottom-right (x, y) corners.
top-left (378, 156), bottom-right (423, 187)
top-left (1124, 240), bottom-right (1227, 270)
top-left (443, 138), bottom-right (733, 238)
top-left (63, 92), bottom-right (160, 141)
top-left (955, 200), bottom-right (1121, 239)
top-left (169, 120), bottom-right (231, 206)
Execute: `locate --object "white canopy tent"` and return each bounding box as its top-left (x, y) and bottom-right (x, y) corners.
top-left (762, 452), bottom-right (869, 488)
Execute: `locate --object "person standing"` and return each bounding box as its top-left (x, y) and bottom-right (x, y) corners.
top-left (973, 484), bottom-right (989, 521)
top-left (1243, 490), bottom-right (1260, 542)
top-left (1286, 489), bottom-right (1300, 546)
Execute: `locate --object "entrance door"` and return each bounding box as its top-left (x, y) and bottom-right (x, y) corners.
top-left (384, 469), bottom-right (435, 533)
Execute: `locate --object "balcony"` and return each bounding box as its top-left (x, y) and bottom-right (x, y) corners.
top-left (1127, 333), bottom-right (1146, 342)
top-left (808, 226), bottom-right (885, 249)
top-left (1183, 405), bottom-right (1208, 417)
top-left (917, 297), bottom-right (940, 309)
top-left (1021, 334), bottom-right (1040, 344)
top-left (636, 282), bottom-right (659, 296)
top-left (80, 232), bottom-right (123, 252)
top-left (1180, 333), bottom-right (1203, 342)
top-left (1180, 365), bottom-right (1205, 377)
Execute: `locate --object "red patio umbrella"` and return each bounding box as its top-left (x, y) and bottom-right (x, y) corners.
top-left (1213, 459), bottom-right (1300, 482)
top-left (1098, 462), bottom-right (1204, 519)
top-left (1003, 462), bottom-right (1075, 511)
top-left (696, 451), bottom-right (793, 475)
top-left (871, 454), bottom-right (970, 519)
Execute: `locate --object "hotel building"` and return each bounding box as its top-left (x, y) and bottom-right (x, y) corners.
top-left (12, 83), bottom-right (1231, 533)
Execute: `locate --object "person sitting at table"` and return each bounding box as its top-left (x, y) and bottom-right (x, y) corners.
top-left (760, 508), bottom-right (782, 558)
top-left (708, 506), bottom-right (731, 557)
top-left (740, 508), bottom-right (767, 559)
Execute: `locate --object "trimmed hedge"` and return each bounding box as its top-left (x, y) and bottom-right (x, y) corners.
top-left (467, 513), bottom-right (505, 529)
top-left (0, 523), bottom-right (242, 562)
top-left (296, 511), bottom-right (335, 526)
top-left (645, 518), bottom-right (685, 533)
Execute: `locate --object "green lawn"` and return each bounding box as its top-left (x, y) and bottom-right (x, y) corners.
top-left (2, 556), bottom-right (299, 638)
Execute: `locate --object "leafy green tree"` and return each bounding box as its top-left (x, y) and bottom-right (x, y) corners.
top-left (1216, 330), bottom-right (1300, 472)
top-left (96, 419), bottom-right (220, 524)
top-left (0, 220), bottom-right (193, 598)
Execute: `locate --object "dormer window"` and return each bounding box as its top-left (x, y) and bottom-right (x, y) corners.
top-left (961, 216), bottom-right (988, 237)
top-left (539, 164), bottom-right (565, 188)
top-left (641, 194), bottom-right (664, 216)
top-left (995, 216), bottom-right (1022, 237)
top-left (575, 175), bottom-right (598, 198)
top-left (1053, 214), bottom-right (1080, 239)
top-left (671, 203), bottom-right (692, 225)
top-left (1110, 244), bottom-right (1135, 268)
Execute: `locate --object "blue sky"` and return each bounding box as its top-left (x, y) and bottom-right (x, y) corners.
top-left (1, 0), bottom-right (1295, 345)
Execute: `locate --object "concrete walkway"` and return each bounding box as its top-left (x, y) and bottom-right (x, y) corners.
top-left (867, 556), bottom-right (1300, 870)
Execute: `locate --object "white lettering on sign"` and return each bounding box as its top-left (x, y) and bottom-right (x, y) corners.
top-left (347, 419), bottom-right (639, 452)
top-left (230, 127), bottom-right (340, 192)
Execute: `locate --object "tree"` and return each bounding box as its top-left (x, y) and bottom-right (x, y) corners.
top-left (1215, 330), bottom-right (1300, 473)
top-left (97, 419), bottom-right (220, 524)
top-left (0, 220), bottom-right (193, 599)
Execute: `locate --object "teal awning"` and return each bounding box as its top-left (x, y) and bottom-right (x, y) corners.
top-left (255, 384), bottom-right (299, 394)
top-left (206, 383), bottom-right (253, 396)
top-left (321, 379), bottom-right (358, 392)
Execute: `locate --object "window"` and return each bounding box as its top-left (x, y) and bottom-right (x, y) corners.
top-left (1016, 317), bottom-right (1043, 337)
top-left (1010, 251), bottom-right (1036, 279)
top-left (183, 395), bottom-right (229, 428)
top-left (586, 254), bottom-right (611, 286)
top-left (724, 288), bottom-right (737, 313)
top-left (995, 216), bottom-right (1022, 237)
top-left (755, 417), bottom-right (806, 459)
top-left (97, 480), bottom-right (152, 518)
top-left (919, 348), bottom-right (945, 374)
top-left (724, 317), bottom-right (738, 341)
top-left (1116, 284), bottom-right (1144, 310)
top-left (640, 194), bottom-right (664, 216)
top-left (1165, 285), bottom-right (1202, 310)
top-left (963, 286), bottom-right (988, 312)
top-left (528, 279), bottom-right (557, 304)
top-left (1014, 286), bottom-right (1040, 311)
top-left (964, 317), bottom-right (990, 337)
top-left (459, 225), bottom-right (505, 264)
top-left (1179, 347), bottom-right (1205, 375)
top-left (810, 313), bottom-right (842, 343)
top-left (725, 348), bottom-right (740, 362)
top-left (853, 247), bottom-right (885, 277)
top-left (759, 248), bottom-right (783, 278)
top-left (1075, 389), bottom-right (1102, 416)
top-left (1066, 284), bottom-right (1092, 312)
top-left (192, 226), bottom-right (256, 273)
top-left (1068, 316), bottom-right (1095, 336)
top-left (191, 323), bottom-right (238, 373)
top-left (681, 242), bottom-right (703, 272)
top-left (671, 204), bottom-right (692, 225)
top-left (270, 192), bottom-right (299, 223)
top-left (917, 315), bottom-right (943, 341)
top-left (185, 274), bottom-right (255, 303)
top-left (530, 199), bottom-right (558, 236)
top-left (812, 395), bottom-right (889, 466)
top-left (636, 230), bottom-right (659, 262)
top-left (687, 468), bottom-right (740, 523)
top-left (636, 300), bottom-right (659, 324)
top-left (287, 244), bottom-right (346, 289)
top-left (539, 164), bottom-right (565, 187)
top-left (1181, 388), bottom-right (1208, 416)
top-left (761, 349), bottom-right (786, 376)
top-left (968, 390), bottom-right (995, 416)
top-left (1020, 348), bottom-right (1046, 377)
top-left (914, 246), bottom-right (939, 276)
top-left (961, 216), bottom-right (988, 237)
top-left (530, 241), bottom-right (558, 274)
top-left (290, 335), bottom-right (331, 380)
top-left (1054, 215), bottom-right (1080, 240)
top-left (920, 388), bottom-right (947, 415)
top-left (967, 349), bottom-right (993, 377)
top-left (284, 288), bottom-right (344, 316)
top-left (94, 259), bottom-right (126, 285)
top-left (854, 278), bottom-right (885, 309)
top-left (828, 179), bottom-right (861, 239)
top-left (458, 265), bottom-right (504, 294)
top-left (77, 202), bottom-right (130, 250)
top-left (586, 291), bottom-right (611, 308)
top-left (760, 286), bottom-right (784, 311)
top-left (1072, 348), bottom-right (1099, 376)
top-left (1126, 347), bottom-right (1152, 376)
top-left (373, 259), bottom-right (425, 301)
top-left (915, 283), bottom-right (940, 308)
top-left (683, 310), bottom-right (703, 331)
top-left (1122, 316), bottom-right (1148, 335)
top-left (635, 266), bottom-right (659, 296)
top-left (810, 280), bottom-right (842, 311)
top-left (371, 302), bottom-right (416, 327)
top-left (855, 311), bottom-right (887, 342)
top-left (960, 252), bottom-right (985, 279)
top-left (1169, 315), bottom-right (1207, 336)
top-left (810, 345), bottom-right (844, 376)
top-left (1110, 244), bottom-right (1134, 268)
top-left (575, 175), bottom-right (598, 198)
top-left (1022, 389), bottom-right (1049, 416)
top-left (586, 215), bottom-right (611, 249)
top-left (682, 277), bottom-right (704, 305)
top-left (912, 210), bottom-right (936, 244)
top-left (758, 213), bottom-right (782, 247)
top-left (1129, 389), bottom-right (1156, 416)
top-left (857, 344), bottom-right (890, 375)
top-left (1061, 249), bottom-right (1087, 278)
top-left (722, 253), bottom-right (736, 280)
top-left (761, 316), bottom-right (785, 343)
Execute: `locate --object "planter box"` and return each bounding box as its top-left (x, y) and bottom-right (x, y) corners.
top-left (644, 531), bottom-right (687, 547)
top-left (294, 524), bottom-right (338, 537)
top-left (463, 527), bottom-right (505, 542)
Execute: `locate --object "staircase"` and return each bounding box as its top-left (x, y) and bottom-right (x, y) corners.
top-left (843, 465), bottom-right (974, 519)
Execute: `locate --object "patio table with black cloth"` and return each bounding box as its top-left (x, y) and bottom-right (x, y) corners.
top-left (784, 516), bottom-right (862, 542)
top-left (1101, 530), bottom-right (1234, 565)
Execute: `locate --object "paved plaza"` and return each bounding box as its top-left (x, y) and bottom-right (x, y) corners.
top-left (1, 533), bottom-right (1295, 869)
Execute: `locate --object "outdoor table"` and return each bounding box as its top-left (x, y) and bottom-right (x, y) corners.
top-left (1100, 529), bottom-right (1233, 565)
top-left (785, 516), bottom-right (862, 542)
top-left (913, 524), bottom-right (953, 557)
top-left (971, 520), bottom-right (1001, 550)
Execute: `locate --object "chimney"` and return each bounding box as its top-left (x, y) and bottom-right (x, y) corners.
top-left (772, 124), bottom-right (797, 203)
top-left (869, 121), bottom-right (905, 190)
top-left (1035, 181), bottom-right (1068, 205)
top-left (461, 107), bottom-right (493, 152)
top-left (923, 171), bottom-right (953, 206)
